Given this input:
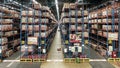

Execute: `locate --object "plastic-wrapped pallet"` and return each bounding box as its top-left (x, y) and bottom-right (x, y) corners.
top-left (28, 46), bottom-right (35, 52)
top-left (41, 32), bottom-right (49, 38)
top-left (42, 12), bottom-right (50, 17)
top-left (84, 32), bottom-right (88, 37)
top-left (41, 19), bottom-right (49, 23)
top-left (22, 17), bottom-right (27, 23)
top-left (0, 45), bottom-right (8, 51)
top-left (32, 4), bottom-right (41, 9)
top-left (21, 45), bottom-right (28, 52)
top-left (0, 38), bottom-right (8, 45)
top-left (5, 50), bottom-right (13, 57)
top-left (0, 25), bottom-right (12, 31)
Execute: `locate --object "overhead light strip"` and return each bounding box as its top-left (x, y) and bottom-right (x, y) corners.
top-left (55, 0), bottom-right (59, 20)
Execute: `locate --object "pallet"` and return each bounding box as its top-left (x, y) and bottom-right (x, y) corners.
top-left (64, 58), bottom-right (90, 63)
top-left (20, 58), bottom-right (32, 62)
top-left (108, 58), bottom-right (120, 62)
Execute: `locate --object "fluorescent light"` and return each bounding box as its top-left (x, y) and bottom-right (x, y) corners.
top-left (32, 0), bottom-right (39, 4)
top-left (55, 0), bottom-right (59, 20)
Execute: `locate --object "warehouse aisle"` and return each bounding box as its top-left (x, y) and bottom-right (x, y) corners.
top-left (40, 27), bottom-right (92, 68)
top-left (84, 45), bottom-right (115, 68)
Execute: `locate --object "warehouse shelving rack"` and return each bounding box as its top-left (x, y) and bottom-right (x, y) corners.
top-left (20, 1), bottom-right (58, 62)
top-left (60, 3), bottom-right (89, 63)
top-left (89, 1), bottom-right (120, 58)
top-left (0, 0), bottom-right (22, 61)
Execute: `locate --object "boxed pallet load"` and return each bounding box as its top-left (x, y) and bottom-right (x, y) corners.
top-left (0, 38), bottom-right (8, 45)
top-left (0, 31), bottom-right (13, 36)
top-left (70, 34), bottom-right (76, 40)
top-left (63, 3), bottom-right (69, 10)
top-left (84, 17), bottom-right (88, 23)
top-left (28, 18), bottom-right (33, 23)
top-left (32, 4), bottom-right (41, 9)
top-left (64, 18), bottom-right (69, 22)
top-left (102, 19), bottom-right (112, 23)
top-left (71, 18), bottom-right (76, 23)
top-left (22, 25), bottom-right (27, 31)
top-left (22, 17), bottom-right (27, 23)
top-left (5, 50), bottom-right (13, 57)
top-left (28, 25), bottom-right (33, 31)
top-left (22, 10), bottom-right (34, 16)
top-left (0, 25), bottom-right (12, 31)
top-left (17, 46), bottom-right (20, 51)
top-left (62, 29), bottom-right (67, 34)
top-left (41, 32), bottom-right (49, 38)
top-left (28, 46), bottom-right (35, 52)
top-left (35, 10), bottom-right (40, 16)
top-left (70, 3), bottom-right (75, 9)
top-left (41, 25), bottom-right (48, 31)
top-left (21, 45), bottom-right (28, 52)
top-left (13, 39), bottom-right (20, 46)
top-left (3, 19), bottom-right (13, 24)
top-left (41, 18), bottom-right (49, 23)
top-left (28, 37), bottom-right (38, 45)
top-left (42, 12), bottom-right (50, 17)
top-left (84, 32), bottom-right (88, 37)
top-left (0, 45), bottom-right (8, 51)
top-left (14, 31), bottom-right (18, 34)
top-left (84, 10), bottom-right (88, 16)
top-left (98, 31), bottom-right (103, 36)
top-left (102, 25), bottom-right (112, 30)
top-left (99, 49), bottom-right (106, 56)
top-left (98, 19), bottom-right (102, 23)
top-left (22, 11), bottom-right (27, 16)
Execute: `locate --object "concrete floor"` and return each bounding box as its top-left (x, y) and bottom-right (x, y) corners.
top-left (0, 27), bottom-right (118, 68)
top-left (40, 28), bottom-right (92, 68)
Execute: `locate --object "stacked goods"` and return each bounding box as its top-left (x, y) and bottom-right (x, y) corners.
top-left (89, 2), bottom-right (120, 57)
top-left (60, 3), bottom-right (88, 58)
top-left (21, 4), bottom-right (57, 59)
top-left (0, 5), bottom-right (21, 59)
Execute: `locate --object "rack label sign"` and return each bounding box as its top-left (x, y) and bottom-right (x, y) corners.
top-left (108, 33), bottom-right (118, 40)
top-left (28, 37), bottom-right (38, 45)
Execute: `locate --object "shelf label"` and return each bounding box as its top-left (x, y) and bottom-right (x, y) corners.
top-left (28, 37), bottom-right (38, 45)
top-left (108, 33), bottom-right (118, 40)
top-left (41, 40), bottom-right (45, 44)
top-left (22, 41), bottom-right (25, 44)
top-left (108, 40), bottom-right (112, 44)
top-left (85, 40), bottom-right (88, 44)
top-left (65, 40), bottom-right (68, 44)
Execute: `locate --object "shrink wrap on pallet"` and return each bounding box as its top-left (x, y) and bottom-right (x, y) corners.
top-left (5, 50), bottom-right (13, 57)
top-left (0, 38), bottom-right (8, 45)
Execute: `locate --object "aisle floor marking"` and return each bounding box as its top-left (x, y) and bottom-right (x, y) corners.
top-left (6, 53), bottom-right (24, 67)
top-left (3, 59), bottom-right (108, 63)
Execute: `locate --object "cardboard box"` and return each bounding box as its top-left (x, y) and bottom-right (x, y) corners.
top-left (33, 4), bottom-right (41, 9)
top-left (0, 38), bottom-right (8, 45)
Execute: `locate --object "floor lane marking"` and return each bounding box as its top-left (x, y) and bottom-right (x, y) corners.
top-left (6, 53), bottom-right (24, 67)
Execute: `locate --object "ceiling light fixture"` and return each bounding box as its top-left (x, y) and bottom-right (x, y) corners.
top-left (55, 0), bottom-right (59, 20)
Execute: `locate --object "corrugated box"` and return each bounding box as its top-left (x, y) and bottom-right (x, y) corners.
top-left (0, 38), bottom-right (8, 45)
top-left (5, 50), bottom-right (13, 57)
top-left (33, 4), bottom-right (41, 9)
top-left (0, 25), bottom-right (12, 31)
top-left (21, 45), bottom-right (28, 52)
top-left (28, 46), bottom-right (35, 52)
